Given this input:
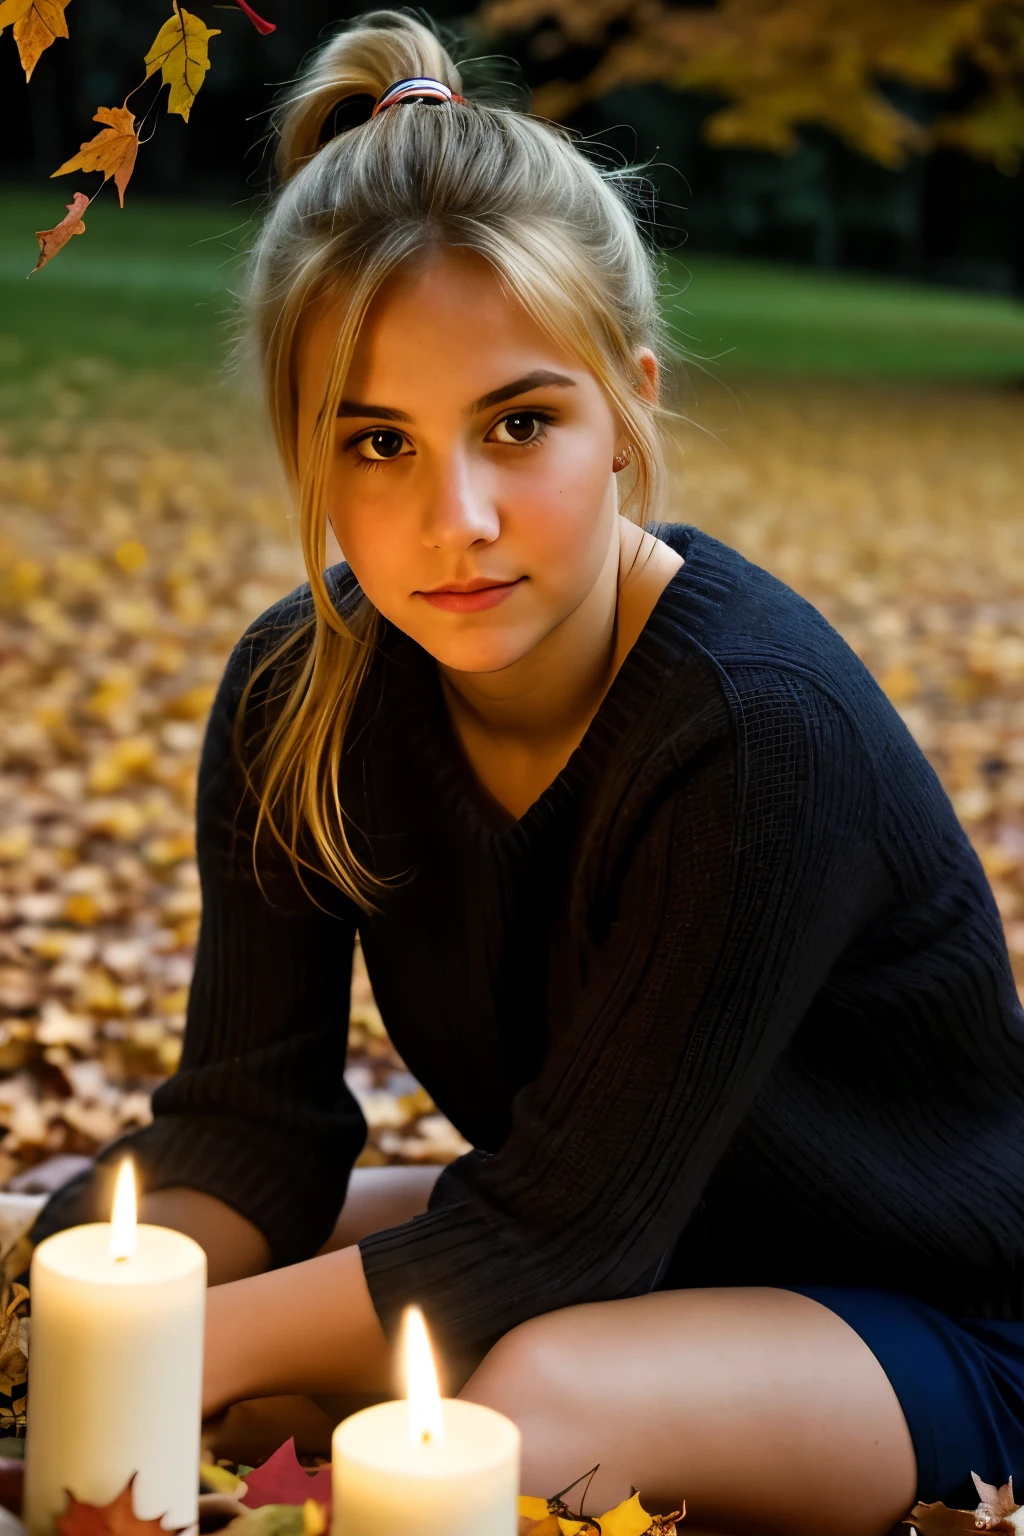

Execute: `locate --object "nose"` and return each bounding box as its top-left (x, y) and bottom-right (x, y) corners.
top-left (420, 448), bottom-right (499, 553)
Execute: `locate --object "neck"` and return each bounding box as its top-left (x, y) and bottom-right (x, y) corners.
top-left (437, 518), bottom-right (647, 754)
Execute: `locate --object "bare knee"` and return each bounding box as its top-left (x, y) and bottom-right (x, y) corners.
top-left (459, 1310), bottom-right (574, 1423)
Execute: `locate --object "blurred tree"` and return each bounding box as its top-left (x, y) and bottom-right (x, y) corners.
top-left (475, 0), bottom-right (1024, 174)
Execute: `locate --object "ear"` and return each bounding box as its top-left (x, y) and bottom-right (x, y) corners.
top-left (633, 347), bottom-right (659, 404)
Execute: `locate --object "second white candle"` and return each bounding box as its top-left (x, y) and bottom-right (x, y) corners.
top-left (332, 1307), bottom-right (520, 1536)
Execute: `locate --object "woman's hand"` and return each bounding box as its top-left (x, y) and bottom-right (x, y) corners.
top-left (201, 1244), bottom-right (393, 1418)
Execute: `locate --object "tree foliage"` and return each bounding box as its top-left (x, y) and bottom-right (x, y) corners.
top-left (476, 0), bottom-right (1024, 172)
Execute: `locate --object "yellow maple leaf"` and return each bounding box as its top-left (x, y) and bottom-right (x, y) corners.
top-left (143, 1), bottom-right (220, 124)
top-left (519, 1490), bottom-right (674, 1536)
top-left (578, 1492), bottom-right (655, 1536)
top-left (0, 0), bottom-right (71, 83)
top-left (52, 105), bottom-right (139, 208)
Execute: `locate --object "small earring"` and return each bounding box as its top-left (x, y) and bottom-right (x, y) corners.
top-left (612, 445), bottom-right (633, 472)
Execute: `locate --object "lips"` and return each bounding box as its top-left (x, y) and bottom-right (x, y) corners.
top-left (416, 576), bottom-right (525, 614)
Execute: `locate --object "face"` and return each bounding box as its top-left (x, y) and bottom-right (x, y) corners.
top-left (295, 249), bottom-right (637, 675)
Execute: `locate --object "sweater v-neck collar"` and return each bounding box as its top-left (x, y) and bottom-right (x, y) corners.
top-left (379, 522), bottom-right (704, 848)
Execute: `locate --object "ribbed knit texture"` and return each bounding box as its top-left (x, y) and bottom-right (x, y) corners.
top-left (34, 524), bottom-right (1024, 1365)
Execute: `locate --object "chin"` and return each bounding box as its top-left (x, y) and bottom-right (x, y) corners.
top-left (410, 624), bottom-right (540, 675)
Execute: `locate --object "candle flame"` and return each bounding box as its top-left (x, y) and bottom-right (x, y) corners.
top-left (109, 1157), bottom-right (137, 1261)
top-left (403, 1305), bottom-right (444, 1447)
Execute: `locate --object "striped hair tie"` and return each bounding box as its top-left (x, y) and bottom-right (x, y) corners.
top-left (370, 77), bottom-right (466, 116)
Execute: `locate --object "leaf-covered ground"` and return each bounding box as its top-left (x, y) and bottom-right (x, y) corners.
top-left (0, 375), bottom-right (1021, 1188)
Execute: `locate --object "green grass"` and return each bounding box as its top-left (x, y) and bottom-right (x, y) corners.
top-left (2, 189), bottom-right (1024, 394)
top-left (0, 190), bottom-right (254, 382)
top-left (663, 255), bottom-right (1024, 380)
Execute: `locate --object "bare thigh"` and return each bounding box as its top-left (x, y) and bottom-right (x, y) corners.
top-left (316, 1164), bottom-right (442, 1254)
top-left (461, 1286), bottom-right (917, 1536)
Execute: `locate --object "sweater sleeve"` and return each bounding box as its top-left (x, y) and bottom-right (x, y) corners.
top-left (31, 612), bottom-right (366, 1266)
top-left (358, 666), bottom-right (889, 1361)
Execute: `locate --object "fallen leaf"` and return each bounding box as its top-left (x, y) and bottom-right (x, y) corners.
top-left (0, 0), bottom-right (70, 82)
top-left (143, 2), bottom-right (220, 124)
top-left (199, 1466), bottom-right (245, 1497)
top-left (222, 1507), bottom-right (306, 1536)
top-left (56, 1475), bottom-right (188, 1536)
top-left (0, 1277), bottom-right (29, 1396)
top-left (52, 107), bottom-right (139, 209)
top-left (238, 1441), bottom-right (331, 1515)
top-left (519, 1518), bottom-right (561, 1536)
top-left (904, 1500), bottom-right (1015, 1535)
top-left (972, 1473), bottom-right (1020, 1528)
top-left (30, 192), bottom-right (88, 275)
top-left (519, 1488), bottom-right (677, 1536)
top-left (561, 1492), bottom-right (661, 1536)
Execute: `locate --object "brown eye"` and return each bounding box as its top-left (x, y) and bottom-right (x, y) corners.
top-left (491, 412), bottom-right (545, 446)
top-left (356, 429), bottom-right (407, 461)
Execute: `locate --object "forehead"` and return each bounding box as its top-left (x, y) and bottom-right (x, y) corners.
top-left (298, 248), bottom-right (581, 402)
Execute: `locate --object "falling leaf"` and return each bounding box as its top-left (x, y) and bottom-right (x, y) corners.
top-left (238, 1441), bottom-right (331, 1515)
top-left (52, 107), bottom-right (139, 210)
top-left (29, 192), bottom-right (88, 275)
top-left (0, 0), bottom-right (71, 82)
top-left (56, 1475), bottom-right (188, 1536)
top-left (143, 2), bottom-right (220, 124)
top-left (232, 0), bottom-right (275, 34)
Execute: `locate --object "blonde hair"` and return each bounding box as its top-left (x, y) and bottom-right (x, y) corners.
top-left (229, 8), bottom-right (672, 907)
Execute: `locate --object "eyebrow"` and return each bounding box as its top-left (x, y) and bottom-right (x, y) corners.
top-left (336, 369), bottom-right (577, 421)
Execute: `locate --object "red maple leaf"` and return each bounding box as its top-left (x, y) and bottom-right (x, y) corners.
top-left (56, 1474), bottom-right (188, 1536)
top-left (233, 0), bottom-right (275, 33)
top-left (240, 1439), bottom-right (331, 1513)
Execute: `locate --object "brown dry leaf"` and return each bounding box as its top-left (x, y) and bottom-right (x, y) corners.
top-left (143, 1), bottom-right (220, 124)
top-left (1, 379), bottom-right (1022, 1201)
top-left (57, 1475), bottom-right (188, 1536)
top-left (52, 106), bottom-right (139, 209)
top-left (30, 191), bottom-right (89, 274)
top-left (0, 0), bottom-right (71, 82)
top-left (904, 1501), bottom-right (1014, 1535)
top-left (0, 1276), bottom-right (29, 1396)
top-left (972, 1472), bottom-right (1019, 1527)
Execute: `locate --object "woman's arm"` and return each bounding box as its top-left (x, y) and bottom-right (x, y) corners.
top-left (203, 1245), bottom-right (390, 1416)
top-left (31, 604), bottom-right (366, 1267)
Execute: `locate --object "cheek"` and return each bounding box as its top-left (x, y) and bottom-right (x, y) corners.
top-left (507, 428), bottom-right (615, 582)
top-left (328, 504), bottom-right (411, 613)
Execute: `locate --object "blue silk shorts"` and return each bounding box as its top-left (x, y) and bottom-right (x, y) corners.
top-left (781, 1284), bottom-right (1024, 1509)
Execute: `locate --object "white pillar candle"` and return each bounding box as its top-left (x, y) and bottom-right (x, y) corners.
top-left (332, 1307), bottom-right (519, 1536)
top-left (23, 1160), bottom-right (206, 1536)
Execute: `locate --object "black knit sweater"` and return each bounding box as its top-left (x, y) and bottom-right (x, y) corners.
top-left (34, 523), bottom-right (1024, 1363)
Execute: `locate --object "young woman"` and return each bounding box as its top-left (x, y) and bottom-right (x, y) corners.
top-left (33, 11), bottom-right (1024, 1534)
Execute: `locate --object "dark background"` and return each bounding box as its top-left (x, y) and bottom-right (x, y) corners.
top-left (2, 0), bottom-right (1021, 295)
